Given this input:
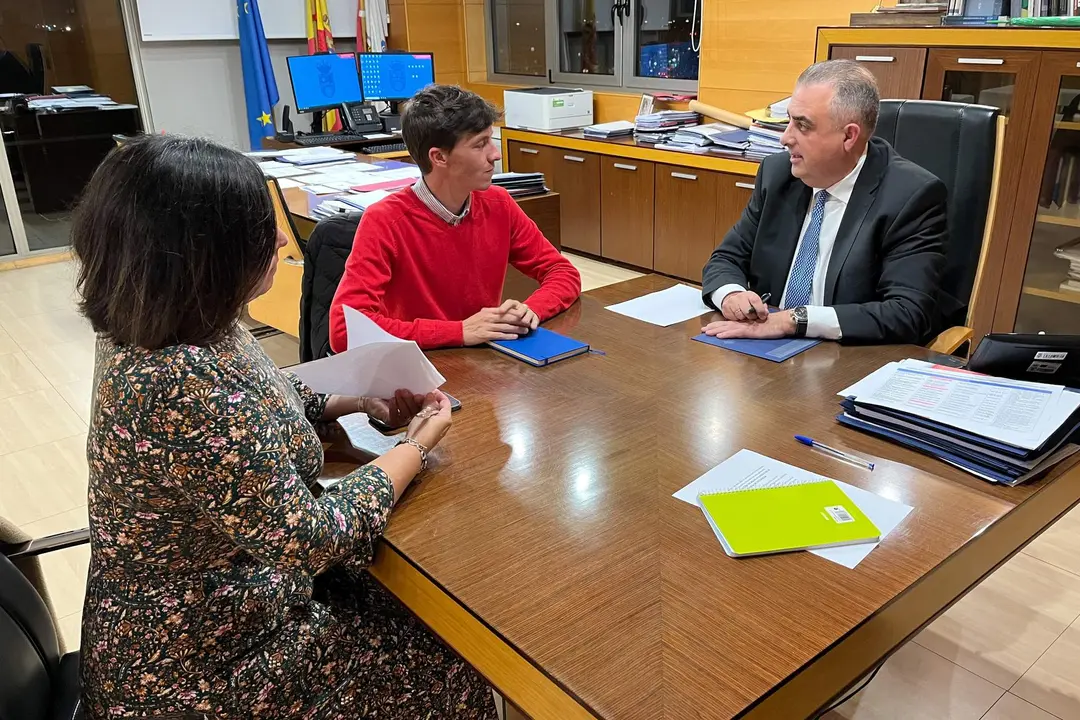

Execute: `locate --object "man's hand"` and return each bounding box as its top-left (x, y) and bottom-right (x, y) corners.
top-left (462, 300), bottom-right (536, 346)
top-left (702, 309), bottom-right (796, 339)
top-left (720, 291), bottom-right (770, 323)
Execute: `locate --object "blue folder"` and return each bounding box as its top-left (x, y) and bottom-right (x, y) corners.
top-left (488, 327), bottom-right (590, 367)
top-left (691, 334), bottom-right (821, 363)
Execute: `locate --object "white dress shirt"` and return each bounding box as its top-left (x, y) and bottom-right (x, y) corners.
top-left (711, 148), bottom-right (868, 340)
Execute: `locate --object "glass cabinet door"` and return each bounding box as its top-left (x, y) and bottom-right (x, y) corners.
top-left (1010, 54), bottom-right (1080, 334)
top-left (922, 48), bottom-right (1042, 341)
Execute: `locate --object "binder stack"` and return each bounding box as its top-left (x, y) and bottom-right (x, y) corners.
top-left (836, 359), bottom-right (1080, 485)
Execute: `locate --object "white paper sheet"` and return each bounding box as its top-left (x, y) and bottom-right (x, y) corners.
top-left (260, 164), bottom-right (313, 179)
top-left (290, 306), bottom-right (445, 399)
top-left (275, 178), bottom-right (306, 189)
top-left (858, 359), bottom-right (1065, 450)
top-left (605, 284), bottom-right (711, 326)
top-left (340, 190), bottom-right (392, 210)
top-left (673, 449), bottom-right (913, 569)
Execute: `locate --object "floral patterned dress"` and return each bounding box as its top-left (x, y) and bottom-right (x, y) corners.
top-left (80, 326), bottom-right (497, 720)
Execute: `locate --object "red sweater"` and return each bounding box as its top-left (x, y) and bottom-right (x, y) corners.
top-left (329, 185), bottom-right (581, 351)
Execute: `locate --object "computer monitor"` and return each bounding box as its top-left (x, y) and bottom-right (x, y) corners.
top-left (968, 333), bottom-right (1080, 388)
top-left (286, 53), bottom-right (363, 113)
top-left (357, 52), bottom-right (435, 102)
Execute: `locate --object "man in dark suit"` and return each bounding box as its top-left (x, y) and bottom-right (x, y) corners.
top-left (701, 60), bottom-right (947, 345)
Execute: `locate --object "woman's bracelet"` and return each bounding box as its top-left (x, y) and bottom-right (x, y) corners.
top-left (396, 436), bottom-right (429, 472)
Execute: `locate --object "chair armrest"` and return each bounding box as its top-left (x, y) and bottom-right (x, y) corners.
top-left (0, 528), bottom-right (90, 560)
top-left (926, 326), bottom-right (974, 356)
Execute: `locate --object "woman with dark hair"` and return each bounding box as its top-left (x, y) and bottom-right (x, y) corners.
top-left (74, 135), bottom-right (497, 719)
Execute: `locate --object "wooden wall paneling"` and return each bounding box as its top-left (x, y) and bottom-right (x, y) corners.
top-left (388, 0), bottom-right (410, 49)
top-left (696, 0), bottom-right (871, 112)
top-left (464, 0), bottom-right (488, 82)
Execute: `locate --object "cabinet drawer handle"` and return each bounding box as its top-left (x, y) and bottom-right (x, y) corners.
top-left (957, 57), bottom-right (1005, 65)
top-left (563, 154), bottom-right (585, 162)
top-left (855, 55), bottom-right (894, 63)
top-left (519, 148), bottom-right (539, 154)
top-left (613, 162), bottom-right (637, 171)
top-left (671, 172), bottom-right (697, 181)
top-left (735, 181), bottom-right (754, 190)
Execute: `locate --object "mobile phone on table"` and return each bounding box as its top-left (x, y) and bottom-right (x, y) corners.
top-left (368, 391), bottom-right (461, 433)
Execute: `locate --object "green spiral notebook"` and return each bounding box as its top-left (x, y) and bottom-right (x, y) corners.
top-left (697, 480), bottom-right (880, 558)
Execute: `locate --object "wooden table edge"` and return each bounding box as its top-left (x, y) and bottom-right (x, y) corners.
top-left (369, 458), bottom-right (1080, 720)
top-left (368, 540), bottom-right (600, 720)
top-left (739, 455), bottom-right (1080, 718)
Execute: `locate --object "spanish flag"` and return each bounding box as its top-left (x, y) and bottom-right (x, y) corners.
top-left (306, 0), bottom-right (342, 132)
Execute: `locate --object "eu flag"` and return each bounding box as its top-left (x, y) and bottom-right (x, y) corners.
top-left (238, 0), bottom-right (279, 150)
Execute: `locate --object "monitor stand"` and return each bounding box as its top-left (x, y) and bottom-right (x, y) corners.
top-left (308, 109), bottom-right (326, 135)
top-left (378, 100), bottom-right (402, 132)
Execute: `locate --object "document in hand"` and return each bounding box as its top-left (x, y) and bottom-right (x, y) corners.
top-left (673, 450), bottom-right (912, 568)
top-left (289, 306), bottom-right (446, 399)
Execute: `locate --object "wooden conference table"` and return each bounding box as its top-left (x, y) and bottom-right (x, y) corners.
top-left (324, 274), bottom-right (1080, 720)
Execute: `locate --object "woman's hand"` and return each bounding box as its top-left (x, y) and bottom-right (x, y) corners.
top-left (364, 389), bottom-right (424, 428)
top-left (405, 391), bottom-right (453, 451)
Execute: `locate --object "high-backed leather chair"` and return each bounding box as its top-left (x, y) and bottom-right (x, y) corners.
top-left (874, 99), bottom-right (1003, 354)
top-left (0, 526), bottom-right (89, 720)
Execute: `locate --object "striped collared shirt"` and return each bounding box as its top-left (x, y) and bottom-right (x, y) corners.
top-left (411, 178), bottom-right (471, 226)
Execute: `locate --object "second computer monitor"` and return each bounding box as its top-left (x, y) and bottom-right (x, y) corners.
top-left (358, 52), bottom-right (435, 102)
top-left (286, 53), bottom-right (363, 113)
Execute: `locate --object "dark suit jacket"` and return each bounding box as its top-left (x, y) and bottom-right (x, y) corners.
top-left (702, 136), bottom-right (948, 345)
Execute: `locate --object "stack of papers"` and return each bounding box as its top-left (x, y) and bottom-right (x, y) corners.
top-left (769, 96), bottom-right (791, 119)
top-left (276, 147), bottom-right (353, 165)
top-left (339, 190), bottom-right (393, 211)
top-left (668, 122), bottom-right (740, 147)
top-left (1054, 239), bottom-right (1080, 294)
top-left (583, 120), bottom-right (635, 139)
top-left (492, 172), bottom-right (547, 198)
top-left (838, 359), bottom-right (1080, 485)
top-left (634, 110), bottom-right (700, 132)
top-left (747, 124), bottom-right (786, 159)
top-left (674, 449), bottom-right (913, 569)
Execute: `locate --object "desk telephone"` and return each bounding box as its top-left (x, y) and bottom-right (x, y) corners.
top-left (341, 102), bottom-right (383, 134)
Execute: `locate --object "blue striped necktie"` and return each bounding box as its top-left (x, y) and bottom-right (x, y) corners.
top-left (783, 190), bottom-right (829, 309)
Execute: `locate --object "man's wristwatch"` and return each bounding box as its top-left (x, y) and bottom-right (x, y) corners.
top-left (790, 306), bottom-right (809, 338)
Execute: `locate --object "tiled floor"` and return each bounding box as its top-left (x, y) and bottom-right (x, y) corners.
top-left (4, 256), bottom-right (1080, 719)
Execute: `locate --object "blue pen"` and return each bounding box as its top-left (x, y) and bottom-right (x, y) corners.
top-left (795, 435), bottom-right (875, 471)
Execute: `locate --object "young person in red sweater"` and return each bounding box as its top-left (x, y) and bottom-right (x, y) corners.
top-left (329, 85), bottom-right (582, 351)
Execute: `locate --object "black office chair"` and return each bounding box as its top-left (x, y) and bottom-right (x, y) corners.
top-left (299, 211), bottom-right (364, 362)
top-left (26, 44), bottom-right (45, 95)
top-left (873, 99), bottom-right (1002, 354)
top-left (0, 527), bottom-right (90, 720)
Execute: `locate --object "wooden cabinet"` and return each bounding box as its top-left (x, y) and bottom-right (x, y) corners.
top-left (829, 46), bottom-right (927, 100)
top-left (552, 150), bottom-right (601, 255)
top-left (507, 140), bottom-right (555, 178)
top-left (716, 172), bottom-right (755, 247)
top-left (654, 167), bottom-right (754, 280)
top-left (601, 157), bottom-right (654, 268)
top-left (654, 165), bottom-right (719, 279)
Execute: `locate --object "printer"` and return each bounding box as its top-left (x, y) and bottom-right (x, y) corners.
top-left (503, 87), bottom-right (594, 132)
